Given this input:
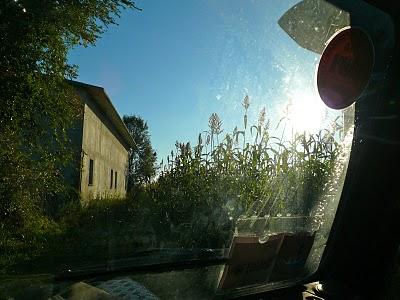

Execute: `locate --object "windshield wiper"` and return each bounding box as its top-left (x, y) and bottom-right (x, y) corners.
top-left (55, 248), bottom-right (228, 281)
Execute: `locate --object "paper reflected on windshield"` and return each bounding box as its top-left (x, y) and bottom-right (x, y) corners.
top-left (217, 231), bottom-right (316, 290)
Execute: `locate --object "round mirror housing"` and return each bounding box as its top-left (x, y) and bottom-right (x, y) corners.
top-left (317, 27), bottom-right (374, 109)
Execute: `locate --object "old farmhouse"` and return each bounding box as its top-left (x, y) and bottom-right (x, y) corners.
top-left (68, 80), bottom-right (135, 201)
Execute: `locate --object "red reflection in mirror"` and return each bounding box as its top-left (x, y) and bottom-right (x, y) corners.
top-left (317, 27), bottom-right (374, 110)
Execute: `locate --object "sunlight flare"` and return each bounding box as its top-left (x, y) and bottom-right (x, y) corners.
top-left (285, 90), bottom-right (327, 134)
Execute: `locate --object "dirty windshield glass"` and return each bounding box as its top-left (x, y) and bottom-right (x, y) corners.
top-left (1, 0), bottom-right (355, 298)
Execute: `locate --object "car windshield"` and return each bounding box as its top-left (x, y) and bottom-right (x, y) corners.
top-left (1, 0), bottom-right (359, 298)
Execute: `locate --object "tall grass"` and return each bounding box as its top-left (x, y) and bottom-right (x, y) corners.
top-left (138, 96), bottom-right (346, 248)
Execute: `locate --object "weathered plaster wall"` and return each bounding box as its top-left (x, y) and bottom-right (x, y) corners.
top-left (80, 97), bottom-right (129, 201)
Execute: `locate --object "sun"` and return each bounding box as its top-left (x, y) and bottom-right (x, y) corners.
top-left (285, 90), bottom-right (327, 134)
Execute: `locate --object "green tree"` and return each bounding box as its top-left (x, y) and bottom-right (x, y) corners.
top-left (0, 0), bottom-right (139, 228)
top-left (123, 115), bottom-right (157, 194)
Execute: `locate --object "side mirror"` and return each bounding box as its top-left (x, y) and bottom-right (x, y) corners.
top-left (279, 0), bottom-right (395, 109)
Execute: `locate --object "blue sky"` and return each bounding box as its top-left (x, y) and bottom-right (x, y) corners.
top-left (68, 0), bottom-right (327, 162)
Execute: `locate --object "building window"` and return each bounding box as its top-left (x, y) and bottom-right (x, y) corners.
top-left (115, 171), bottom-right (118, 189)
top-left (110, 169), bottom-right (113, 189)
top-left (88, 159), bottom-right (94, 186)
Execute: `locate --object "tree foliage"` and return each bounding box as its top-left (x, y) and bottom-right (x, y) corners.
top-left (0, 0), bottom-right (137, 228)
top-left (123, 115), bottom-right (157, 194)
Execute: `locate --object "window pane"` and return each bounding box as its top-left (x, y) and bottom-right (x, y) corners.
top-left (110, 169), bottom-right (113, 189)
top-left (7, 0), bottom-right (392, 297)
top-left (88, 159), bottom-right (94, 186)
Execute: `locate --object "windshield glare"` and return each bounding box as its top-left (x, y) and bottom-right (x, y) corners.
top-left (1, 0), bottom-right (356, 298)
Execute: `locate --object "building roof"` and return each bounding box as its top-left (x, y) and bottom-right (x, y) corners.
top-left (68, 80), bottom-right (135, 150)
